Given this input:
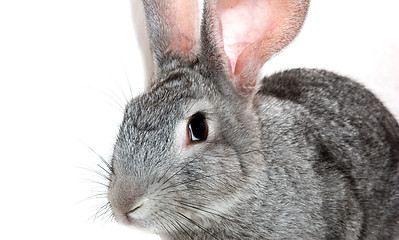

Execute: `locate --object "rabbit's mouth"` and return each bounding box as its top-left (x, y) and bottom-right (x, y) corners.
top-left (125, 201), bottom-right (145, 224)
top-left (112, 198), bottom-right (155, 230)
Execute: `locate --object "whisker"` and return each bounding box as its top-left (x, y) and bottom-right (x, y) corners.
top-left (95, 164), bottom-right (111, 180)
top-left (153, 148), bottom-right (263, 193)
top-left (175, 200), bottom-right (230, 222)
top-left (175, 211), bottom-right (222, 240)
top-left (117, 83), bottom-right (130, 107)
top-left (162, 209), bottom-right (197, 240)
top-left (202, 148), bottom-right (264, 159)
top-left (153, 157), bottom-right (202, 193)
top-left (147, 155), bottom-right (167, 186)
top-left (156, 211), bottom-right (181, 240)
top-left (98, 155), bottom-right (114, 174)
top-left (122, 67), bottom-right (134, 100)
top-left (103, 205), bottom-right (115, 224)
top-left (169, 200), bottom-right (231, 228)
top-left (166, 216), bottom-right (188, 238)
top-left (107, 85), bottom-right (129, 111)
top-left (85, 146), bottom-right (114, 175)
top-left (85, 201), bottom-right (109, 223)
top-left (77, 145), bottom-right (114, 225)
top-left (159, 170), bottom-right (241, 193)
top-left (103, 212), bottom-right (114, 224)
top-left (77, 192), bottom-right (108, 205)
top-left (92, 201), bottom-right (112, 222)
top-left (93, 86), bottom-right (126, 113)
top-left (153, 215), bottom-right (171, 237)
top-left (151, 158), bottom-right (175, 186)
top-left (173, 217), bottom-right (196, 240)
top-left (80, 178), bottom-right (109, 188)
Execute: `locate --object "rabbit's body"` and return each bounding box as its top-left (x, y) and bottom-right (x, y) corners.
top-left (255, 68), bottom-right (399, 239)
top-left (107, 0), bottom-right (399, 239)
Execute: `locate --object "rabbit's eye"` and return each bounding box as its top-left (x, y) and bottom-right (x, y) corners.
top-left (188, 113), bottom-right (208, 143)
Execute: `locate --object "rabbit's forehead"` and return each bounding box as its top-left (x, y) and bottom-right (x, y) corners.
top-left (123, 88), bottom-right (197, 129)
top-left (125, 76), bottom-right (215, 124)
top-left (124, 96), bottom-right (182, 132)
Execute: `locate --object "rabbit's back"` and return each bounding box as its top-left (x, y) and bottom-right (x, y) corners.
top-left (256, 68), bottom-right (399, 238)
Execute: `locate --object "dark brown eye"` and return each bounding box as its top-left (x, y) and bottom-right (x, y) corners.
top-left (188, 113), bottom-right (208, 143)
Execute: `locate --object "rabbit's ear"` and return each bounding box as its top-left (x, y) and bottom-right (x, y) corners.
top-left (142, 0), bottom-right (200, 83)
top-left (201, 0), bottom-right (310, 95)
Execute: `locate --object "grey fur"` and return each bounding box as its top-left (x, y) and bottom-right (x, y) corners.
top-left (107, 1), bottom-right (399, 239)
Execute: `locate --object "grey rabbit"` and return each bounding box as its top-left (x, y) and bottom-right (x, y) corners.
top-left (106, 0), bottom-right (399, 239)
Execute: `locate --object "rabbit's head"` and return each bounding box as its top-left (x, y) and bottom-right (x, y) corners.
top-left (108, 0), bottom-right (309, 236)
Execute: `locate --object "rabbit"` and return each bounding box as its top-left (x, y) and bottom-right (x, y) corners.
top-left (106, 0), bottom-right (399, 239)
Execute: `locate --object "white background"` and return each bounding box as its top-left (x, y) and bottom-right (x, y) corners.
top-left (0, 1), bottom-right (398, 239)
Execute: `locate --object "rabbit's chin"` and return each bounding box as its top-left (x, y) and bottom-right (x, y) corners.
top-left (114, 213), bottom-right (157, 235)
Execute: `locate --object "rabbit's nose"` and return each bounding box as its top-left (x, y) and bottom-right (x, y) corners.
top-left (108, 177), bottom-right (145, 224)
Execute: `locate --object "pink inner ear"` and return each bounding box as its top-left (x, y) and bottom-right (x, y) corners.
top-left (215, 0), bottom-right (309, 94)
top-left (217, 0), bottom-right (272, 73)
